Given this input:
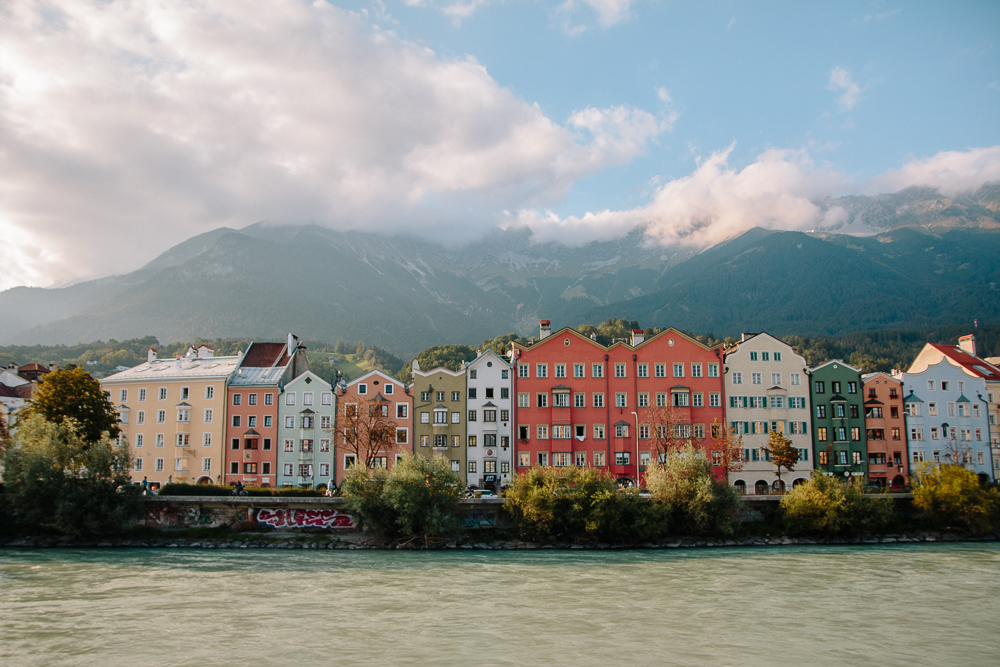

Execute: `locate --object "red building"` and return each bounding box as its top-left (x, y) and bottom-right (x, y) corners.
top-left (224, 336), bottom-right (309, 487)
top-left (511, 322), bottom-right (725, 486)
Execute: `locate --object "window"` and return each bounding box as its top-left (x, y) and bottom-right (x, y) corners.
top-left (158, 387), bottom-right (167, 401)
top-left (134, 457), bottom-right (143, 471)
top-left (615, 363), bottom-right (626, 378)
top-left (434, 410), bottom-right (447, 424)
top-left (469, 370), bottom-right (478, 380)
top-left (518, 452), bottom-right (530, 467)
top-left (817, 427), bottom-right (828, 442)
top-left (638, 363), bottom-right (648, 378)
top-left (552, 425), bottom-right (571, 439)
top-left (501, 409), bottom-right (509, 421)
top-left (910, 428), bottom-right (923, 441)
top-left (233, 393), bottom-right (242, 406)
top-left (468, 388), bottom-right (477, 400)
top-left (575, 452), bottom-right (588, 467)
top-left (500, 387), bottom-right (509, 400)
top-left (155, 458), bottom-right (165, 472)
top-left (137, 410), bottom-right (145, 425)
top-left (592, 363), bottom-right (604, 378)
top-left (928, 402), bottom-right (938, 416)
top-left (448, 391), bottom-right (458, 402)
top-left (752, 373), bottom-right (762, 385)
top-left (708, 363), bottom-right (719, 378)
top-left (175, 458), bottom-right (189, 472)
top-left (615, 393), bottom-right (627, 408)
top-left (536, 364), bottom-right (548, 378)
top-left (136, 434), bottom-right (144, 448)
top-left (615, 423), bottom-right (628, 438)
top-left (594, 451), bottom-right (606, 466)
top-left (536, 393), bottom-right (548, 408)
top-left (358, 384), bottom-right (368, 395)
top-left (156, 434), bottom-right (165, 448)
top-left (177, 408), bottom-right (190, 423)
top-left (709, 393), bottom-right (721, 408)
top-left (655, 363), bottom-right (666, 378)
top-left (246, 415), bottom-right (256, 428)
top-left (836, 451), bottom-right (848, 466)
top-left (572, 363), bottom-right (585, 378)
top-left (176, 434), bottom-right (189, 448)
top-left (691, 363), bottom-right (703, 378)
top-left (484, 409), bottom-right (497, 422)
top-left (639, 424), bottom-right (650, 439)
top-left (157, 410), bottom-right (166, 424)
top-left (771, 373), bottom-right (782, 386)
top-left (420, 391), bottom-right (430, 402)
top-left (615, 451), bottom-right (631, 466)
top-left (502, 370), bottom-right (509, 380)
top-left (814, 381), bottom-right (825, 394)
top-left (638, 393), bottom-right (649, 408)
top-left (322, 392), bottom-right (333, 406)
top-left (119, 388), bottom-right (128, 403)
top-left (656, 393), bottom-right (668, 408)
top-left (436, 391), bottom-right (445, 402)
top-left (518, 393), bottom-right (529, 408)
top-left (553, 392), bottom-right (570, 408)
top-left (594, 424), bottom-right (605, 439)
top-left (941, 381), bottom-right (949, 391)
top-left (927, 380), bottom-right (936, 391)
top-left (537, 452), bottom-right (549, 466)
top-left (593, 393), bottom-right (604, 408)
top-left (673, 363), bottom-right (684, 378)
top-left (433, 434), bottom-right (447, 447)
top-left (574, 393), bottom-right (585, 408)
top-left (948, 403), bottom-right (956, 417)
top-left (202, 432), bottom-right (212, 448)
top-left (732, 372), bottom-right (743, 385)
top-left (285, 393), bottom-right (295, 406)
top-left (832, 381), bottom-right (841, 394)
top-left (138, 388), bottom-right (147, 402)
top-left (850, 404), bottom-right (859, 419)
top-left (518, 364), bottom-right (529, 378)
top-left (556, 363), bottom-right (567, 378)
top-left (672, 392), bottom-right (689, 407)
top-left (451, 412), bottom-right (461, 424)
top-left (552, 453), bottom-right (571, 467)
top-left (750, 351), bottom-right (758, 361)
top-left (467, 460), bottom-right (477, 474)
top-left (537, 424), bottom-right (549, 439)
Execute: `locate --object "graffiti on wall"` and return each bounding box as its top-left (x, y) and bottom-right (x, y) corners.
top-left (255, 508), bottom-right (356, 530)
top-left (145, 506), bottom-right (231, 528)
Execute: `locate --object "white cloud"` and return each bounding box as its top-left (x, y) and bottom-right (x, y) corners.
top-left (867, 146), bottom-right (1000, 196)
top-left (516, 144), bottom-right (1000, 247)
top-left (555, 0), bottom-right (635, 33)
top-left (828, 66), bottom-right (863, 111)
top-left (0, 0), bottom-right (665, 290)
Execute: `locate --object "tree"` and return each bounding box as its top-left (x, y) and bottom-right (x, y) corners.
top-left (2, 414), bottom-right (141, 536)
top-left (644, 443), bottom-right (739, 535)
top-left (25, 366), bottom-right (120, 444)
top-left (709, 419), bottom-right (745, 478)
top-left (763, 430), bottom-right (800, 491)
top-left (0, 411), bottom-right (9, 452)
top-left (780, 475), bottom-right (893, 536)
top-left (334, 394), bottom-right (399, 472)
top-left (912, 463), bottom-right (1000, 533)
top-left (641, 404), bottom-right (688, 459)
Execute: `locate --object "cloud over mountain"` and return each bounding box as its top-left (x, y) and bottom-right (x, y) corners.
top-left (0, 0), bottom-right (664, 290)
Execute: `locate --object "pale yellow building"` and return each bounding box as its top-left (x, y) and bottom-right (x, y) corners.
top-left (101, 345), bottom-right (239, 488)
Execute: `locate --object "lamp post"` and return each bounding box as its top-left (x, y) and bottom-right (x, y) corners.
top-left (631, 411), bottom-right (640, 489)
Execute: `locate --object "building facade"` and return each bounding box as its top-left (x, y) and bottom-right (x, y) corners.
top-left (465, 350), bottom-right (513, 491)
top-left (862, 372), bottom-right (909, 488)
top-left (723, 333), bottom-right (812, 495)
top-left (511, 323), bottom-right (725, 486)
top-left (809, 360), bottom-right (868, 482)
top-left (908, 335), bottom-right (1000, 473)
top-left (224, 336), bottom-right (309, 488)
top-left (412, 363), bottom-right (467, 479)
top-left (101, 346), bottom-right (238, 488)
top-left (898, 356), bottom-right (994, 481)
top-left (334, 370), bottom-right (412, 485)
top-left (276, 371), bottom-right (336, 489)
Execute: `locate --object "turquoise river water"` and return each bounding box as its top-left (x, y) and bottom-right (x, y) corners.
top-left (1, 543), bottom-right (998, 666)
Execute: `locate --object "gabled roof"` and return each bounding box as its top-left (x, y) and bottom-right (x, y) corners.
top-left (927, 344), bottom-right (1000, 381)
top-left (243, 429), bottom-right (260, 436)
top-left (810, 359), bottom-right (861, 374)
top-left (904, 391), bottom-right (924, 403)
top-left (957, 394), bottom-right (971, 403)
top-left (614, 420), bottom-right (631, 427)
top-left (241, 342), bottom-right (290, 369)
top-left (346, 369), bottom-right (404, 388)
top-left (864, 398), bottom-right (884, 405)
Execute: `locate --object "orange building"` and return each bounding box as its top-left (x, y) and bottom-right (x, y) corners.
top-left (334, 371), bottom-right (412, 485)
top-left (862, 372), bottom-right (908, 488)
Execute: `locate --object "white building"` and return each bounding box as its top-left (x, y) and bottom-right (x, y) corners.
top-left (897, 356), bottom-right (994, 481)
top-left (724, 333), bottom-right (813, 494)
top-left (465, 350), bottom-right (513, 492)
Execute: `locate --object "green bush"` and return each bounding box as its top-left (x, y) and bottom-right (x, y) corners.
top-left (341, 455), bottom-right (463, 542)
top-left (1, 414), bottom-right (143, 537)
top-left (157, 483), bottom-right (323, 497)
top-left (504, 466), bottom-right (669, 542)
top-left (780, 475), bottom-right (894, 536)
top-left (912, 463), bottom-right (1000, 533)
top-left (645, 444), bottom-right (739, 536)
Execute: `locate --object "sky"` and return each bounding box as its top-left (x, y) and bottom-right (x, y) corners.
top-left (0, 0), bottom-right (998, 290)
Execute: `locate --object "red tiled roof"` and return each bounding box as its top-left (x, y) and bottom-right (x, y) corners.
top-left (18, 363), bottom-right (50, 372)
top-left (241, 342), bottom-right (290, 368)
top-left (930, 344), bottom-right (1000, 380)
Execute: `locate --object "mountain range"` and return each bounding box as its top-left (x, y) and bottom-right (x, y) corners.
top-left (2, 184), bottom-right (998, 357)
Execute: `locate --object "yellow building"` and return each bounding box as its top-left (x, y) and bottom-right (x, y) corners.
top-left (101, 345), bottom-right (239, 488)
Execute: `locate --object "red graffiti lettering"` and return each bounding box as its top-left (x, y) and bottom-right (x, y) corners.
top-left (256, 508), bottom-right (355, 529)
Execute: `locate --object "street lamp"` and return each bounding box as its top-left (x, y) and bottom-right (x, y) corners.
top-left (631, 411), bottom-right (640, 489)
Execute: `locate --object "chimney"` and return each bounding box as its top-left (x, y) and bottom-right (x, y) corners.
top-left (631, 329), bottom-right (645, 346)
top-left (148, 348), bottom-right (157, 363)
top-left (590, 332), bottom-right (597, 341)
top-left (287, 332), bottom-right (297, 359)
top-left (412, 358), bottom-right (421, 372)
top-left (197, 345), bottom-right (213, 359)
top-left (539, 320), bottom-right (551, 339)
top-left (48, 363), bottom-right (57, 371)
top-left (175, 356), bottom-right (182, 368)
top-left (959, 334), bottom-right (976, 357)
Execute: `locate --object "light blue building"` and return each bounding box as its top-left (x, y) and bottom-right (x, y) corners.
top-left (277, 371), bottom-right (336, 489)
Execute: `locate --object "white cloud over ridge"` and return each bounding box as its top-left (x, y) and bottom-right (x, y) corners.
top-left (828, 66), bottom-right (863, 111)
top-left (0, 0), bottom-right (666, 289)
top-left (516, 144), bottom-right (1000, 248)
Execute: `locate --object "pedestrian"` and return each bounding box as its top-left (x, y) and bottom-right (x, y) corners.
top-left (142, 476), bottom-right (149, 496)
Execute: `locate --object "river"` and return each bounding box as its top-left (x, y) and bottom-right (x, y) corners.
top-left (1, 543), bottom-right (997, 666)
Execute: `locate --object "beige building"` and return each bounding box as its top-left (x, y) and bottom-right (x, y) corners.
top-left (101, 345), bottom-right (239, 488)
top-left (412, 361), bottom-right (467, 479)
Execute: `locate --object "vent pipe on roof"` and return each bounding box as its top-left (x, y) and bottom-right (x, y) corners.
top-left (631, 329), bottom-right (645, 346)
top-left (539, 320), bottom-right (551, 339)
top-left (959, 334), bottom-right (976, 357)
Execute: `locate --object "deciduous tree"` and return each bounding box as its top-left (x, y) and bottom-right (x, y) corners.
top-left (764, 430), bottom-right (800, 490)
top-left (334, 394), bottom-right (399, 473)
top-left (25, 366), bottom-right (120, 444)
top-left (709, 419), bottom-right (745, 477)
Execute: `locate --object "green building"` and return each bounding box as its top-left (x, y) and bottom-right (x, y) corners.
top-left (809, 360), bottom-right (867, 480)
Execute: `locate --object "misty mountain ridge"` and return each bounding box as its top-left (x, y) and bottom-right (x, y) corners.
top-left (1, 183), bottom-right (998, 356)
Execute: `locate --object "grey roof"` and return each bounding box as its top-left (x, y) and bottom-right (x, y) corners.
top-left (957, 394), bottom-right (970, 402)
top-left (101, 355), bottom-right (241, 383)
top-left (482, 401), bottom-right (497, 408)
top-left (614, 420), bottom-right (631, 426)
top-left (229, 366), bottom-right (286, 386)
top-left (434, 404), bottom-right (448, 410)
top-left (904, 391), bottom-right (924, 403)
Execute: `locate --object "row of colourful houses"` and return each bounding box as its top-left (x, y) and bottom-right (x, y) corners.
top-left (95, 324), bottom-right (1000, 493)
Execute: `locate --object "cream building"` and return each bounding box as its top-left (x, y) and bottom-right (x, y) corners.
top-left (101, 345), bottom-right (240, 488)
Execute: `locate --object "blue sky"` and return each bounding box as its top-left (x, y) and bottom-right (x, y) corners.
top-left (0, 0), bottom-right (997, 289)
